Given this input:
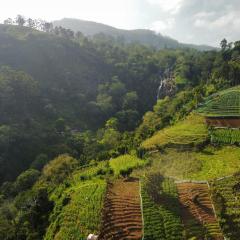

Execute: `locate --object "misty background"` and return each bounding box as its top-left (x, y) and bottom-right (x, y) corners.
top-left (0, 0), bottom-right (240, 46)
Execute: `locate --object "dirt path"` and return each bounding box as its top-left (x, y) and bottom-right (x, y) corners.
top-left (99, 178), bottom-right (143, 240)
top-left (177, 182), bottom-right (223, 240)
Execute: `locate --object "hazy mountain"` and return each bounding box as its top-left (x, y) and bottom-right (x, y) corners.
top-left (53, 18), bottom-right (216, 51)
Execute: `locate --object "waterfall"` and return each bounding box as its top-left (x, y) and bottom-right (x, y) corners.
top-left (157, 79), bottom-right (163, 101)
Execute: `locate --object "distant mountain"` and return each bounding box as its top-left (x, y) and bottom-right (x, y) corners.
top-left (53, 18), bottom-right (216, 51)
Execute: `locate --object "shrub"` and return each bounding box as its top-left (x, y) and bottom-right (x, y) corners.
top-left (43, 154), bottom-right (78, 184)
top-left (30, 154), bottom-right (48, 170)
top-left (109, 154), bottom-right (145, 176)
top-left (14, 169), bottom-right (40, 193)
top-left (119, 168), bottom-right (133, 178)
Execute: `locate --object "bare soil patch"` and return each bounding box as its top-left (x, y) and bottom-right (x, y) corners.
top-left (99, 178), bottom-right (143, 240)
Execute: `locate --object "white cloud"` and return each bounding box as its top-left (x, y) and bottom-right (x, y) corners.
top-left (0, 0), bottom-right (140, 29)
top-left (193, 10), bottom-right (240, 31)
top-left (147, 0), bottom-right (183, 14)
top-left (150, 18), bottom-right (175, 33)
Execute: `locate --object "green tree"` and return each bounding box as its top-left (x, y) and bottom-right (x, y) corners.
top-left (14, 169), bottom-right (40, 193)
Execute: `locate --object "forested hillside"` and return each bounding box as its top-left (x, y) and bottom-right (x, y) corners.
top-left (53, 18), bottom-right (216, 51)
top-left (0, 20), bottom-right (240, 240)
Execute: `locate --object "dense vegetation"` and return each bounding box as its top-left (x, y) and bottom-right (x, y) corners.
top-left (109, 154), bottom-right (146, 176)
top-left (147, 146), bottom-right (240, 180)
top-left (141, 113), bottom-right (208, 150)
top-left (197, 86), bottom-right (240, 117)
top-left (211, 174), bottom-right (240, 239)
top-left (141, 173), bottom-right (183, 240)
top-left (53, 18), bottom-right (215, 51)
top-left (0, 17), bottom-right (240, 240)
top-left (210, 128), bottom-right (240, 144)
top-left (45, 179), bottom-right (106, 240)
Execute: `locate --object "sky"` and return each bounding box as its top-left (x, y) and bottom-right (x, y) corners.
top-left (0, 0), bottom-right (240, 46)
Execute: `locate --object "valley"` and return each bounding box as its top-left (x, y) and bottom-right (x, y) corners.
top-left (0, 18), bottom-right (240, 240)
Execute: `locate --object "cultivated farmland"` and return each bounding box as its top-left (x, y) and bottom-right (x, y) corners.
top-left (99, 178), bottom-right (142, 240)
top-left (177, 182), bottom-right (223, 240)
top-left (211, 175), bottom-right (240, 240)
top-left (141, 175), bottom-right (184, 240)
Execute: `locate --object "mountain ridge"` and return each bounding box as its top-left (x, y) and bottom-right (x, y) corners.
top-left (53, 18), bottom-right (216, 51)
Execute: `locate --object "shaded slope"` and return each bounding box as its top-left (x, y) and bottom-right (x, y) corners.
top-left (0, 24), bottom-right (111, 92)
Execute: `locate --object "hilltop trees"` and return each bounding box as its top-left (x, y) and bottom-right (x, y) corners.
top-left (15, 15), bottom-right (25, 26)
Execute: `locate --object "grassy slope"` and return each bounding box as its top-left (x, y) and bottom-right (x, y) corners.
top-left (44, 163), bottom-right (107, 240)
top-left (141, 114), bottom-right (208, 150)
top-left (148, 146), bottom-right (240, 180)
top-left (109, 154), bottom-right (146, 176)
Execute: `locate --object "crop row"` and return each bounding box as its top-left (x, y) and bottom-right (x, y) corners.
top-left (141, 114), bottom-right (208, 150)
top-left (141, 176), bottom-right (183, 240)
top-left (45, 179), bottom-right (106, 240)
top-left (211, 175), bottom-right (240, 239)
top-left (198, 88), bottom-right (240, 117)
top-left (210, 128), bottom-right (240, 144)
top-left (73, 161), bottom-right (109, 182)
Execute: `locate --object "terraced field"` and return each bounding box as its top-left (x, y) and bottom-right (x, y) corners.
top-left (177, 182), bottom-right (223, 240)
top-left (197, 86), bottom-right (240, 117)
top-left (141, 114), bottom-right (208, 150)
top-left (211, 175), bottom-right (240, 239)
top-left (141, 176), bottom-right (183, 240)
top-left (210, 128), bottom-right (240, 144)
top-left (45, 179), bottom-right (107, 240)
top-left (99, 178), bottom-right (142, 240)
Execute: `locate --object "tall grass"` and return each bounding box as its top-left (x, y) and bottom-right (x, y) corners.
top-left (142, 114), bottom-right (208, 150)
top-left (110, 154), bottom-right (146, 176)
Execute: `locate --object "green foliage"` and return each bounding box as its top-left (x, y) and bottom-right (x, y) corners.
top-left (55, 118), bottom-right (66, 133)
top-left (141, 113), bottom-right (208, 150)
top-left (149, 146), bottom-right (240, 180)
top-left (122, 91), bottom-right (138, 110)
top-left (45, 179), bottom-right (106, 240)
top-left (42, 155), bottom-right (78, 184)
top-left (135, 88), bottom-right (207, 143)
top-left (53, 18), bottom-right (215, 51)
top-left (0, 23), bottom-right (240, 240)
top-left (0, 66), bottom-right (39, 122)
top-left (14, 187), bottom-right (54, 239)
top-left (210, 128), bottom-right (240, 144)
top-left (198, 86), bottom-right (240, 117)
top-left (14, 169), bottom-right (40, 193)
top-left (119, 168), bottom-right (133, 178)
top-left (72, 161), bottom-right (110, 183)
top-left (211, 174), bottom-right (240, 239)
top-left (141, 174), bottom-right (183, 239)
top-left (31, 154), bottom-right (49, 171)
top-left (109, 154), bottom-right (146, 176)
top-left (0, 203), bottom-right (16, 240)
